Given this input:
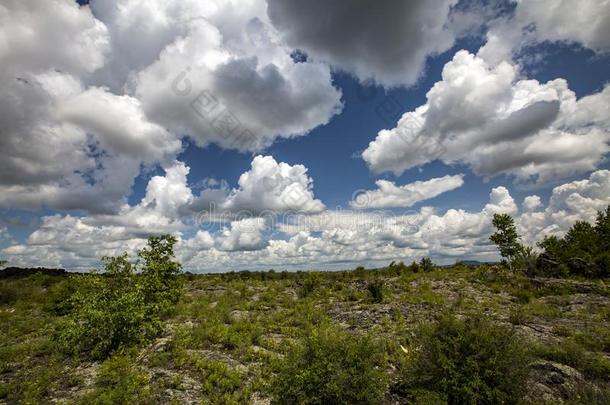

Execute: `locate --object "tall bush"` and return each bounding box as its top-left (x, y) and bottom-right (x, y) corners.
top-left (58, 235), bottom-right (182, 359)
top-left (397, 313), bottom-right (530, 404)
top-left (272, 322), bottom-right (387, 404)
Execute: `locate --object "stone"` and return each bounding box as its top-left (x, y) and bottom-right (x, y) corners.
top-left (536, 253), bottom-right (561, 276)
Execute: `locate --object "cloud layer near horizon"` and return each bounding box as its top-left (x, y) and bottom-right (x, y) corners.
top-left (4, 155), bottom-right (610, 271)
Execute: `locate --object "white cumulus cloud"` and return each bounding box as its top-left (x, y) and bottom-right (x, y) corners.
top-left (350, 174), bottom-right (465, 209)
top-left (362, 51), bottom-right (610, 185)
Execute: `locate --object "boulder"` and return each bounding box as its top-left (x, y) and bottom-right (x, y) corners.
top-left (525, 360), bottom-right (584, 403)
top-left (536, 253), bottom-right (561, 277)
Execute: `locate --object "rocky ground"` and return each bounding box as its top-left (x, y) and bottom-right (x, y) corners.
top-left (1, 265), bottom-right (608, 403)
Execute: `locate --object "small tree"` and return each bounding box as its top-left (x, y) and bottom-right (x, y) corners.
top-left (420, 257), bottom-right (435, 272)
top-left (490, 213), bottom-right (522, 271)
top-left (139, 234), bottom-right (183, 314)
top-left (0, 258), bottom-right (6, 268)
top-left (398, 313), bottom-right (530, 403)
top-left (595, 206), bottom-right (610, 252)
top-left (59, 234), bottom-right (183, 360)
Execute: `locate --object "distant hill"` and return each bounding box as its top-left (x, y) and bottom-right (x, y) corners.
top-left (459, 260), bottom-right (492, 266)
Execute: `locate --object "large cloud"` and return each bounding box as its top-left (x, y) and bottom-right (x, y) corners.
top-left (0, 0), bottom-right (109, 75)
top-left (218, 155), bottom-right (325, 214)
top-left (0, 70), bottom-right (176, 213)
top-left (362, 51), bottom-right (610, 184)
top-left (0, 0), bottom-right (343, 215)
top-left (266, 0), bottom-right (460, 87)
top-left (479, 0), bottom-right (610, 66)
top-left (0, 1), bottom-right (178, 214)
top-left (57, 87), bottom-right (181, 162)
top-left (131, 0), bottom-right (343, 151)
top-left (0, 0), bottom-right (111, 196)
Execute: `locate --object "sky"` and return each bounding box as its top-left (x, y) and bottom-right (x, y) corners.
top-left (1, 0), bottom-right (609, 272)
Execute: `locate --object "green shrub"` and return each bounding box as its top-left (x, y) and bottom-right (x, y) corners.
top-left (387, 261), bottom-right (408, 276)
top-left (0, 282), bottom-right (17, 305)
top-left (138, 235), bottom-right (183, 313)
top-left (367, 279), bottom-right (384, 303)
top-left (513, 245), bottom-right (538, 276)
top-left (593, 252), bottom-right (610, 278)
top-left (43, 277), bottom-right (79, 315)
top-left (397, 313), bottom-right (530, 404)
top-left (420, 257), bottom-right (435, 273)
top-left (296, 273), bottom-right (320, 298)
top-left (271, 322), bottom-right (387, 404)
top-left (538, 205), bottom-right (610, 278)
top-left (408, 260), bottom-right (420, 273)
top-left (58, 235), bottom-right (182, 360)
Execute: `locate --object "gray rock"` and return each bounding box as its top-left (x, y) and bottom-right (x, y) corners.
top-left (525, 360), bottom-right (583, 403)
top-left (536, 253), bottom-right (561, 276)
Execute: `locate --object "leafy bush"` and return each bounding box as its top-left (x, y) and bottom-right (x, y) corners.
top-left (58, 235), bottom-right (182, 360)
top-left (0, 282), bottom-right (17, 305)
top-left (513, 245), bottom-right (538, 276)
top-left (367, 279), bottom-right (384, 303)
top-left (594, 252), bottom-right (610, 278)
top-left (420, 257), bottom-right (435, 272)
top-left (397, 313), bottom-right (530, 404)
top-left (387, 261), bottom-right (408, 276)
top-left (408, 260), bottom-right (420, 273)
top-left (271, 322), bottom-right (387, 404)
top-left (296, 273), bottom-right (320, 298)
top-left (138, 235), bottom-right (183, 313)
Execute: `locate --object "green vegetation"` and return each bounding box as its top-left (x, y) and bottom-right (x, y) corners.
top-left (538, 206), bottom-right (610, 278)
top-left (489, 205), bottom-right (610, 278)
top-left (490, 213), bottom-right (523, 271)
top-left (272, 322), bottom-right (387, 404)
top-left (58, 235), bottom-right (182, 360)
top-left (367, 279), bottom-right (384, 303)
top-left (398, 313), bottom-right (530, 404)
top-left (420, 256), bottom-right (435, 272)
top-left (78, 350), bottom-right (153, 404)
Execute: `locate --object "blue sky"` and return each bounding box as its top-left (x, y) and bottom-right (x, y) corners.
top-left (1, 0), bottom-right (609, 271)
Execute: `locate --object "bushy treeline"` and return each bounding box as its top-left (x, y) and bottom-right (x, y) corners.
top-left (58, 235), bottom-right (182, 359)
top-left (538, 206), bottom-right (610, 278)
top-left (490, 206), bottom-right (610, 278)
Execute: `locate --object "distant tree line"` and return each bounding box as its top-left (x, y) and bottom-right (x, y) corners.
top-left (490, 206), bottom-right (610, 278)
